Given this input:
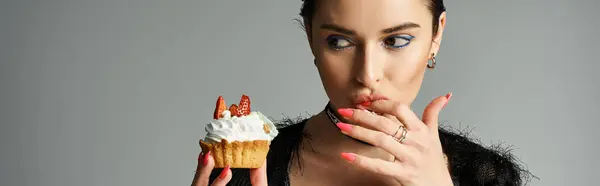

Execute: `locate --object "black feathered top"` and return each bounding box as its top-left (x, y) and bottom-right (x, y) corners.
top-left (209, 117), bottom-right (531, 186)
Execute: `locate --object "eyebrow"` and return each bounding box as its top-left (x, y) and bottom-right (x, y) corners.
top-left (320, 24), bottom-right (356, 35)
top-left (381, 22), bottom-right (421, 34)
top-left (320, 22), bottom-right (421, 35)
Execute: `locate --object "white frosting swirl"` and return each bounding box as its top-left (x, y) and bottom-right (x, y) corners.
top-left (204, 110), bottom-right (278, 143)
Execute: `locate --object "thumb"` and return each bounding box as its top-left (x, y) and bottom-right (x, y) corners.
top-left (250, 160), bottom-right (268, 186)
top-left (422, 92), bottom-right (452, 130)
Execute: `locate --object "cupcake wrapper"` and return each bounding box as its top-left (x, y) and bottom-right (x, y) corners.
top-left (200, 139), bottom-right (270, 168)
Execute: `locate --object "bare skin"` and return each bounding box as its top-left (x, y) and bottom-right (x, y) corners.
top-left (289, 0), bottom-right (448, 184)
top-left (192, 0), bottom-right (450, 185)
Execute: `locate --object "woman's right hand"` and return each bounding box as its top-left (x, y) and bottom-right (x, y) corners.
top-left (191, 151), bottom-right (268, 186)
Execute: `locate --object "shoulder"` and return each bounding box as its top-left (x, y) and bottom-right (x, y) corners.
top-left (440, 128), bottom-right (531, 186)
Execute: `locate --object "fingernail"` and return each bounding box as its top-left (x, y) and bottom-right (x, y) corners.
top-left (203, 151), bottom-right (211, 166)
top-left (446, 92), bottom-right (453, 100)
top-left (337, 108), bottom-right (354, 118)
top-left (360, 101), bottom-right (371, 107)
top-left (336, 122), bottom-right (352, 134)
top-left (443, 92), bottom-right (452, 108)
top-left (219, 165), bottom-right (230, 179)
top-left (340, 152), bottom-right (356, 162)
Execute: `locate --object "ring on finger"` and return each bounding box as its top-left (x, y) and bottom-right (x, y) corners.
top-left (398, 127), bottom-right (407, 143)
top-left (392, 125), bottom-right (408, 143)
top-left (391, 124), bottom-right (403, 138)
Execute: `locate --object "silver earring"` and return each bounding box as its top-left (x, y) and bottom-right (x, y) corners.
top-left (427, 54), bottom-right (436, 69)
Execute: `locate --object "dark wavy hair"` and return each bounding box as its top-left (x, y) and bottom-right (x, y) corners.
top-left (299, 0), bottom-right (446, 36)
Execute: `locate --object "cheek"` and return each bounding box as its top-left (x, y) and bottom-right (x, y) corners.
top-left (385, 47), bottom-right (429, 86)
top-left (316, 52), bottom-right (354, 91)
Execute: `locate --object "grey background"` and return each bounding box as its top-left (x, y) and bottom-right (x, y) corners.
top-left (1, 0), bottom-right (598, 185)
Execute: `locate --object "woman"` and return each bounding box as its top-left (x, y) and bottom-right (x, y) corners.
top-left (192, 0), bottom-right (528, 185)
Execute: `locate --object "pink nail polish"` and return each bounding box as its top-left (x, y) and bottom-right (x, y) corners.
top-left (336, 122), bottom-right (352, 133)
top-left (337, 108), bottom-right (354, 117)
top-left (219, 165), bottom-right (230, 179)
top-left (340, 153), bottom-right (356, 162)
top-left (443, 92), bottom-right (452, 108)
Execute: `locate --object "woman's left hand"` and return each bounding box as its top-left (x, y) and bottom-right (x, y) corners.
top-left (336, 93), bottom-right (454, 186)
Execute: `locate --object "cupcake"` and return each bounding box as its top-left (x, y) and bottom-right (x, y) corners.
top-left (199, 95), bottom-right (278, 168)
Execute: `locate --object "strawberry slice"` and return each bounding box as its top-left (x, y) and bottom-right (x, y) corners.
top-left (238, 94), bottom-right (251, 116)
top-left (213, 96), bottom-right (226, 119)
top-left (229, 104), bottom-right (239, 117)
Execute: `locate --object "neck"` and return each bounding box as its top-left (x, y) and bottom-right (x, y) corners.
top-left (303, 110), bottom-right (394, 161)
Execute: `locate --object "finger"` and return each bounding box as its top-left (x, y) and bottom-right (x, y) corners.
top-left (192, 151), bottom-right (214, 186)
top-left (357, 103), bottom-right (401, 125)
top-left (210, 165), bottom-right (232, 186)
top-left (339, 108), bottom-right (399, 136)
top-left (340, 152), bottom-right (407, 178)
top-left (382, 113), bottom-right (402, 125)
top-left (422, 92), bottom-right (452, 131)
top-left (250, 160), bottom-right (268, 186)
top-left (368, 100), bottom-right (424, 131)
top-left (336, 122), bottom-right (417, 161)
top-left (191, 153), bottom-right (204, 186)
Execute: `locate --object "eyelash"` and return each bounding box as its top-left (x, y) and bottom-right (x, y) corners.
top-left (325, 35), bottom-right (353, 51)
top-left (325, 35), bottom-right (415, 51)
top-left (383, 35), bottom-right (415, 49)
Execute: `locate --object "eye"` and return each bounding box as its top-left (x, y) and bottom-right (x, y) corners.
top-left (326, 35), bottom-right (353, 50)
top-left (383, 35), bottom-right (414, 49)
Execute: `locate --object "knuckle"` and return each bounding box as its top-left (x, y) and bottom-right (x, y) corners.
top-left (402, 151), bottom-right (417, 165)
top-left (412, 153), bottom-right (423, 165)
top-left (393, 103), bottom-right (406, 115)
top-left (373, 164), bottom-right (388, 174)
top-left (377, 118), bottom-right (393, 133)
top-left (412, 140), bottom-right (427, 152)
top-left (376, 116), bottom-right (387, 127)
top-left (411, 125), bottom-right (422, 132)
top-left (395, 168), bottom-right (414, 183)
top-left (403, 169), bottom-right (418, 183)
top-left (372, 132), bottom-right (388, 146)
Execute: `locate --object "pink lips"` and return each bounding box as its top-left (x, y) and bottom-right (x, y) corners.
top-left (354, 94), bottom-right (388, 106)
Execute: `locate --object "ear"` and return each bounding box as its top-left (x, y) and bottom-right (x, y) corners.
top-left (429, 12), bottom-right (447, 56)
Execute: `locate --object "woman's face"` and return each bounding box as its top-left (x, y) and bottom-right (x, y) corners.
top-left (309, 0), bottom-right (445, 110)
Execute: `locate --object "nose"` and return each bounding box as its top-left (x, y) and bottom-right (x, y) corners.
top-left (355, 44), bottom-right (383, 88)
